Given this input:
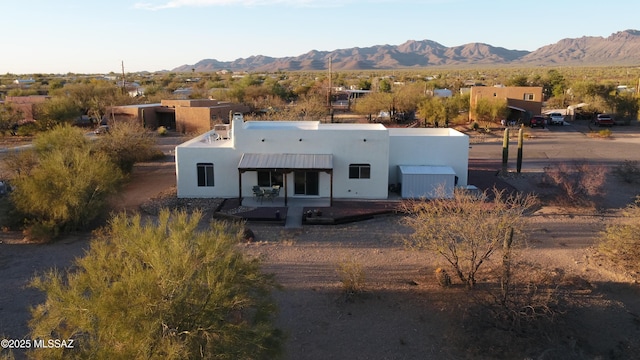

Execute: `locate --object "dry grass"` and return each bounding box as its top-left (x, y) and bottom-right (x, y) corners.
top-left (336, 259), bottom-right (366, 300)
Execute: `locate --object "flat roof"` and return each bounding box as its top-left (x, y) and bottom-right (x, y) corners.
top-left (244, 121), bottom-right (319, 130)
top-left (243, 121), bottom-right (387, 131)
top-left (388, 128), bottom-right (466, 136)
top-left (319, 123), bottom-right (386, 130)
top-left (112, 103), bottom-right (161, 109)
top-left (177, 130), bottom-right (233, 149)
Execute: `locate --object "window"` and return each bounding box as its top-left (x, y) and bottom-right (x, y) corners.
top-left (257, 171), bottom-right (283, 187)
top-left (349, 164), bottom-right (371, 179)
top-left (524, 93), bottom-right (535, 101)
top-left (197, 163), bottom-right (214, 187)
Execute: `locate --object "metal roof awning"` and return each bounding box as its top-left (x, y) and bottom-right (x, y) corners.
top-left (508, 105), bottom-right (527, 112)
top-left (238, 153), bottom-right (333, 170)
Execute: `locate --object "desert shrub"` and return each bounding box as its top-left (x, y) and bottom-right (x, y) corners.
top-left (2, 146), bottom-right (40, 178)
top-left (14, 122), bottom-right (38, 136)
top-left (32, 123), bottom-right (90, 153)
top-left (157, 125), bottom-right (168, 136)
top-left (450, 113), bottom-right (468, 125)
top-left (614, 160), bottom-right (640, 184)
top-left (7, 125), bottom-right (124, 238)
top-left (598, 128), bottom-right (612, 138)
top-left (543, 161), bottom-right (607, 207)
top-left (470, 121), bottom-right (479, 131)
top-left (435, 267), bottom-right (451, 287)
top-left (337, 259), bottom-right (366, 299)
top-left (93, 121), bottom-right (158, 173)
top-left (598, 196), bottom-right (640, 279)
top-left (21, 220), bottom-right (59, 243)
top-left (28, 210), bottom-right (284, 359)
top-left (0, 349), bottom-right (16, 360)
top-left (403, 188), bottom-right (537, 288)
top-left (457, 262), bottom-right (568, 359)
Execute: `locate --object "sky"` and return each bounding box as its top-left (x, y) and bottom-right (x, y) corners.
top-left (2, 0), bottom-right (639, 74)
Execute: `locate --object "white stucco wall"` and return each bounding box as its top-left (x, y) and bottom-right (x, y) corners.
top-left (176, 120), bottom-right (390, 199)
top-left (175, 136), bottom-right (239, 198)
top-left (176, 119), bottom-right (469, 199)
top-left (387, 128), bottom-right (469, 187)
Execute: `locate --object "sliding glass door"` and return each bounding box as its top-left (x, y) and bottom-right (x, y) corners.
top-left (294, 171), bottom-right (319, 196)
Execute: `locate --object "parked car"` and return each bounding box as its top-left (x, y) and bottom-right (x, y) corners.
top-left (548, 112), bottom-right (565, 125)
top-left (594, 114), bottom-right (614, 127)
top-left (94, 124), bottom-right (110, 135)
top-left (529, 115), bottom-right (546, 128)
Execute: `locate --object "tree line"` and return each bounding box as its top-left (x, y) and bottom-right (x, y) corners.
top-left (1, 66), bottom-right (638, 131)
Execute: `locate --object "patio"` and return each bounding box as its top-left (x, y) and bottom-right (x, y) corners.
top-left (216, 197), bottom-right (401, 228)
top-left (214, 161), bottom-right (517, 228)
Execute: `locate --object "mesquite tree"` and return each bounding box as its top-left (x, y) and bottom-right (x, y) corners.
top-left (28, 210), bottom-right (284, 359)
top-left (403, 188), bottom-right (537, 288)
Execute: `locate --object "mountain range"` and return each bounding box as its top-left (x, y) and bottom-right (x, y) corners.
top-left (173, 30), bottom-right (640, 72)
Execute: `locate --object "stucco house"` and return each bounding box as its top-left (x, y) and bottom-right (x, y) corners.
top-left (4, 95), bottom-right (51, 122)
top-left (175, 114), bottom-right (469, 204)
top-left (469, 86), bottom-right (543, 123)
top-left (108, 99), bottom-right (249, 133)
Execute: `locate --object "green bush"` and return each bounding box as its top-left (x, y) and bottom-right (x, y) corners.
top-left (94, 121), bottom-right (158, 173)
top-left (22, 220), bottom-right (59, 243)
top-left (15, 122), bottom-right (38, 136)
top-left (157, 125), bottom-right (168, 136)
top-left (28, 210), bottom-right (284, 359)
top-left (7, 125), bottom-right (124, 239)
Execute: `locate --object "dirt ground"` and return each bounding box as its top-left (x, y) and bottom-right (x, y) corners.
top-left (2, 133), bottom-right (640, 359)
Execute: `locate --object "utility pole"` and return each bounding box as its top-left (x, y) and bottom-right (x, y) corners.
top-left (121, 61), bottom-right (126, 95)
top-left (328, 56), bottom-right (333, 123)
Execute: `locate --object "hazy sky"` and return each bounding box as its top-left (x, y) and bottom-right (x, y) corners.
top-left (3, 0), bottom-right (639, 74)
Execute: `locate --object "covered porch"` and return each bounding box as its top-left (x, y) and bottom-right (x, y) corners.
top-left (237, 153), bottom-right (334, 207)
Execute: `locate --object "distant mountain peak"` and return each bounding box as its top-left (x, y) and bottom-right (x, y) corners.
top-left (173, 29), bottom-right (640, 72)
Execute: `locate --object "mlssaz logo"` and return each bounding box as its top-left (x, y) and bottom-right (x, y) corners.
top-left (33, 339), bottom-right (75, 349)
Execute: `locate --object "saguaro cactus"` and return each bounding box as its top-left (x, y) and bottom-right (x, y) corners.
top-left (502, 128), bottom-right (509, 173)
top-left (517, 128), bottom-right (524, 173)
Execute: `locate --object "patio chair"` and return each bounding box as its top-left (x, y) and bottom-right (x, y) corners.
top-left (252, 186), bottom-right (265, 203)
top-left (264, 185), bottom-right (280, 202)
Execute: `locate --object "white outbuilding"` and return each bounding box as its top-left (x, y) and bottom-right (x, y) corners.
top-left (175, 114), bottom-right (469, 204)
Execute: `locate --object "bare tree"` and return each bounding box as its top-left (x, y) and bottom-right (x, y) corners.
top-left (403, 188), bottom-right (537, 288)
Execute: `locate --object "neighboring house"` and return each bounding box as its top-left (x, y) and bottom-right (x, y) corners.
top-left (331, 89), bottom-right (372, 111)
top-left (432, 89), bottom-right (453, 98)
top-left (128, 87), bottom-right (145, 97)
top-left (172, 88), bottom-right (193, 99)
top-left (469, 86), bottom-right (543, 122)
top-left (175, 114), bottom-right (469, 203)
top-left (4, 95), bottom-right (50, 122)
top-left (108, 99), bottom-right (250, 133)
top-left (13, 78), bottom-right (36, 87)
